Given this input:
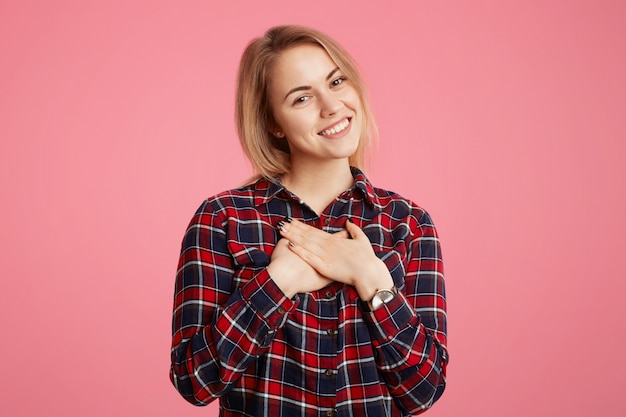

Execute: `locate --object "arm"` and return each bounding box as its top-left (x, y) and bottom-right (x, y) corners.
top-left (362, 210), bottom-right (448, 414)
top-left (274, 212), bottom-right (448, 413)
top-left (169, 200), bottom-right (297, 405)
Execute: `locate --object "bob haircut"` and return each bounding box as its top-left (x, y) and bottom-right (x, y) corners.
top-left (235, 25), bottom-right (378, 181)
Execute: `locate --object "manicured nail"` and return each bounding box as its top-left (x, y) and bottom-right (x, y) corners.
top-left (288, 241), bottom-right (295, 247)
top-left (285, 216), bottom-right (293, 223)
top-left (277, 221), bottom-right (285, 230)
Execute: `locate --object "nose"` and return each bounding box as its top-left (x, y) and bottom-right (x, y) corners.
top-left (319, 92), bottom-right (342, 118)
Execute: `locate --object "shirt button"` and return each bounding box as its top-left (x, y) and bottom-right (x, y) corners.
top-left (325, 369), bottom-right (335, 377)
top-left (324, 217), bottom-right (331, 225)
top-left (326, 328), bottom-right (336, 335)
top-left (277, 307), bottom-right (285, 314)
top-left (325, 290), bottom-right (334, 299)
top-left (326, 410), bottom-right (336, 417)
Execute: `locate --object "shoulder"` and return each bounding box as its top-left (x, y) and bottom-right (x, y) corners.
top-left (204, 183), bottom-right (257, 211)
top-left (353, 167), bottom-right (434, 227)
top-left (370, 185), bottom-right (435, 227)
top-left (192, 177), bottom-right (275, 219)
top-left (182, 184), bottom-right (257, 237)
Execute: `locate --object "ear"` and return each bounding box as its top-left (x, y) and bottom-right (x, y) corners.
top-left (267, 119), bottom-right (285, 138)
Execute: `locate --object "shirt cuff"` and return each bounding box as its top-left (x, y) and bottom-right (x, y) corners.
top-left (240, 269), bottom-right (298, 330)
top-left (361, 291), bottom-right (416, 343)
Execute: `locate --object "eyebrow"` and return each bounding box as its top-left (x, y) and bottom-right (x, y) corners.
top-left (284, 67), bottom-right (341, 101)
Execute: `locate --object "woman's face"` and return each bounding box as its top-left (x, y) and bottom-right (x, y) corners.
top-left (268, 44), bottom-right (362, 167)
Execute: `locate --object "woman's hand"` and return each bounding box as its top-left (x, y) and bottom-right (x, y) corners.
top-left (267, 237), bottom-right (333, 298)
top-left (277, 218), bottom-right (394, 301)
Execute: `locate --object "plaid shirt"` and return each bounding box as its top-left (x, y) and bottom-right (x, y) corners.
top-left (170, 168), bottom-right (448, 416)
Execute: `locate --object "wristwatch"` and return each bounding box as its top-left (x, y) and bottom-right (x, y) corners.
top-left (367, 286), bottom-right (398, 311)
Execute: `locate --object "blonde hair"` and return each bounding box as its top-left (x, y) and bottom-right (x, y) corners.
top-left (235, 25), bottom-right (378, 181)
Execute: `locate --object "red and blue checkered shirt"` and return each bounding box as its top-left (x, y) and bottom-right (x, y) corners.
top-left (170, 168), bottom-right (448, 416)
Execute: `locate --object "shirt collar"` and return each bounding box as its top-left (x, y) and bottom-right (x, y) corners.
top-left (253, 177), bottom-right (285, 207)
top-left (350, 167), bottom-right (382, 210)
top-left (253, 167), bottom-right (381, 210)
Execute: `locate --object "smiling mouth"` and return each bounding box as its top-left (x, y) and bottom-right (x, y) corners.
top-left (318, 118), bottom-right (351, 136)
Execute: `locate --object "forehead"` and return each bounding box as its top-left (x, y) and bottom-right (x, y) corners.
top-left (269, 44), bottom-right (337, 88)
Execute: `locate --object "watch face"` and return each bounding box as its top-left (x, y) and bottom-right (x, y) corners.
top-left (378, 290), bottom-right (395, 303)
top-left (371, 289), bottom-right (396, 310)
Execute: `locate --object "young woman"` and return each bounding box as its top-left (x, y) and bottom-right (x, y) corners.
top-left (170, 25), bottom-right (448, 416)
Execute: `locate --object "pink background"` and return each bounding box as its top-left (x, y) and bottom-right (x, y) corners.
top-left (2, 1), bottom-right (625, 416)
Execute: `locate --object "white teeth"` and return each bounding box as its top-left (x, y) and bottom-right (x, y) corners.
top-left (320, 119), bottom-right (349, 136)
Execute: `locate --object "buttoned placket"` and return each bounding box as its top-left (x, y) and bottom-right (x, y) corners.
top-left (281, 186), bottom-right (360, 417)
top-left (316, 283), bottom-right (339, 414)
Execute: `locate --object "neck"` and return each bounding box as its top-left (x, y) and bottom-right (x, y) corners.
top-left (281, 159), bottom-right (354, 215)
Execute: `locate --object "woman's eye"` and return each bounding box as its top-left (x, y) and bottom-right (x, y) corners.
top-left (331, 76), bottom-right (346, 87)
top-left (293, 95), bottom-right (310, 105)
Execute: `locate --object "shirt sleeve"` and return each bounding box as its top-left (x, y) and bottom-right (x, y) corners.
top-left (169, 200), bottom-right (297, 405)
top-left (361, 209), bottom-right (448, 414)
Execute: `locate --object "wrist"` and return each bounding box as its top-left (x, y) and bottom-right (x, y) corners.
top-left (355, 259), bottom-right (393, 301)
top-left (267, 262), bottom-right (297, 299)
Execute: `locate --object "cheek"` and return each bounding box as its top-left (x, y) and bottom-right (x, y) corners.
top-left (282, 111), bottom-right (317, 135)
top-left (271, 109), bottom-right (293, 133)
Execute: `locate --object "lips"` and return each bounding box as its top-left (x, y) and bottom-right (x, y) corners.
top-left (318, 117), bottom-right (351, 136)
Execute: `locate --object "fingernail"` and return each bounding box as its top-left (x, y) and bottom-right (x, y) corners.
top-left (285, 216), bottom-right (293, 223)
top-left (288, 241), bottom-right (295, 247)
top-left (277, 221), bottom-right (285, 230)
